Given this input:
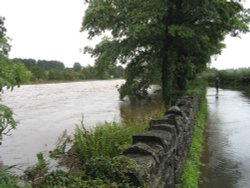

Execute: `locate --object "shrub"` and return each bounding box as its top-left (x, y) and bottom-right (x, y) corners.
top-left (74, 121), bottom-right (147, 162)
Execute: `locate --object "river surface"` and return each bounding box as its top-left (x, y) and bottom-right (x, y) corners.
top-left (0, 80), bottom-right (161, 172)
top-left (200, 88), bottom-right (250, 188)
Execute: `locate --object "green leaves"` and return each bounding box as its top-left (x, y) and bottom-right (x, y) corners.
top-left (0, 16), bottom-right (10, 56)
top-left (0, 55), bottom-right (31, 91)
top-left (168, 25), bottom-right (195, 38)
top-left (0, 104), bottom-right (16, 142)
top-left (0, 17), bottom-right (32, 141)
top-left (82, 0), bottom-right (250, 101)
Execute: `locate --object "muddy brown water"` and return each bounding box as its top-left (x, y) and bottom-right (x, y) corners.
top-left (0, 80), bottom-right (162, 173)
top-left (200, 88), bottom-right (250, 188)
top-left (3, 82), bottom-right (249, 185)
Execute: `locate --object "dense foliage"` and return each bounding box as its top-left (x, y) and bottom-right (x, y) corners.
top-left (0, 16), bottom-right (10, 56)
top-left (0, 17), bottom-right (30, 140)
top-left (11, 58), bottom-right (125, 82)
top-left (204, 68), bottom-right (250, 88)
top-left (82, 0), bottom-right (250, 103)
top-left (0, 15), bottom-right (32, 188)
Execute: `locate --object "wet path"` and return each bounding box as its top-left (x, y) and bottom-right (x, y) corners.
top-left (200, 88), bottom-right (250, 188)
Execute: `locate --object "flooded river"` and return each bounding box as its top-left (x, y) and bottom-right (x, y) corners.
top-left (0, 80), bottom-right (161, 172)
top-left (5, 81), bottom-right (250, 186)
top-left (200, 88), bottom-right (250, 188)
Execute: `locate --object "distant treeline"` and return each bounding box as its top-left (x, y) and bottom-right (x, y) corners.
top-left (11, 58), bottom-right (124, 82)
top-left (204, 68), bottom-right (250, 88)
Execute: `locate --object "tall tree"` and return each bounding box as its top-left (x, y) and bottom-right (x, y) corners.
top-left (37, 60), bottom-right (65, 70)
top-left (0, 16), bottom-right (31, 140)
top-left (0, 17), bottom-right (16, 139)
top-left (0, 16), bottom-right (10, 56)
top-left (82, 0), bottom-right (250, 103)
top-left (73, 62), bottom-right (82, 72)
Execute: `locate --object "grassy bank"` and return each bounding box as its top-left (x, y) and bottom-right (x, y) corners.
top-left (177, 78), bottom-right (207, 188)
top-left (177, 97), bottom-right (207, 188)
top-left (21, 106), bottom-right (165, 188)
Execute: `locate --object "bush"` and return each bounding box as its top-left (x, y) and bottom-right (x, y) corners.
top-left (204, 68), bottom-right (250, 88)
top-left (74, 121), bottom-right (147, 162)
top-left (0, 168), bottom-right (19, 188)
top-left (0, 104), bottom-right (16, 144)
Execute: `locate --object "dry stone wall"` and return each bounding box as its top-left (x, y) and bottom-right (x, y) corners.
top-left (123, 96), bottom-right (200, 188)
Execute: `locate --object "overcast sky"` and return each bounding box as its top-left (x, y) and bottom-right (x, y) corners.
top-left (0, 0), bottom-right (250, 69)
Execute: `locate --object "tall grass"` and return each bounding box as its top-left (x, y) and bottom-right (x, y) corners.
top-left (0, 168), bottom-right (19, 188)
top-left (74, 106), bottom-right (165, 162)
top-left (74, 122), bottom-right (144, 160)
top-left (0, 167), bottom-right (32, 188)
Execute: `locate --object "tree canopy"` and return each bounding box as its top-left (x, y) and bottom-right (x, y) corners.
top-left (82, 0), bottom-right (250, 103)
top-left (0, 16), bottom-right (29, 139)
top-left (73, 62), bottom-right (82, 72)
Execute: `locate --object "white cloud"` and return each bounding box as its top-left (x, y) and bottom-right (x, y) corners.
top-left (211, 34), bottom-right (250, 70)
top-left (211, 0), bottom-right (250, 70)
top-left (0, 0), bottom-right (95, 67)
top-left (1, 0), bottom-right (250, 69)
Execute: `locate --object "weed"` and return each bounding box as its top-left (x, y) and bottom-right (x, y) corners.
top-left (24, 153), bottom-right (48, 182)
top-left (49, 130), bottom-right (72, 159)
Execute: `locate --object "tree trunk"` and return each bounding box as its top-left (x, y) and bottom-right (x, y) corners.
top-left (161, 46), bottom-right (175, 106)
top-left (161, 6), bottom-right (175, 106)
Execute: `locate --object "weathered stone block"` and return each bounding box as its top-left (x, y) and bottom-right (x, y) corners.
top-left (123, 142), bottom-right (163, 166)
top-left (149, 120), bottom-right (177, 141)
top-left (165, 106), bottom-right (188, 120)
top-left (132, 130), bottom-right (174, 152)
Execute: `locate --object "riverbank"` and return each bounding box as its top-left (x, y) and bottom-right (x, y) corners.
top-left (177, 96), bottom-right (207, 188)
top-left (0, 79), bottom-right (208, 187)
top-left (1, 103), bottom-right (165, 188)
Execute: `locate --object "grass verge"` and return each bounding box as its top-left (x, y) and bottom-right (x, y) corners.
top-left (177, 88), bottom-right (207, 188)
